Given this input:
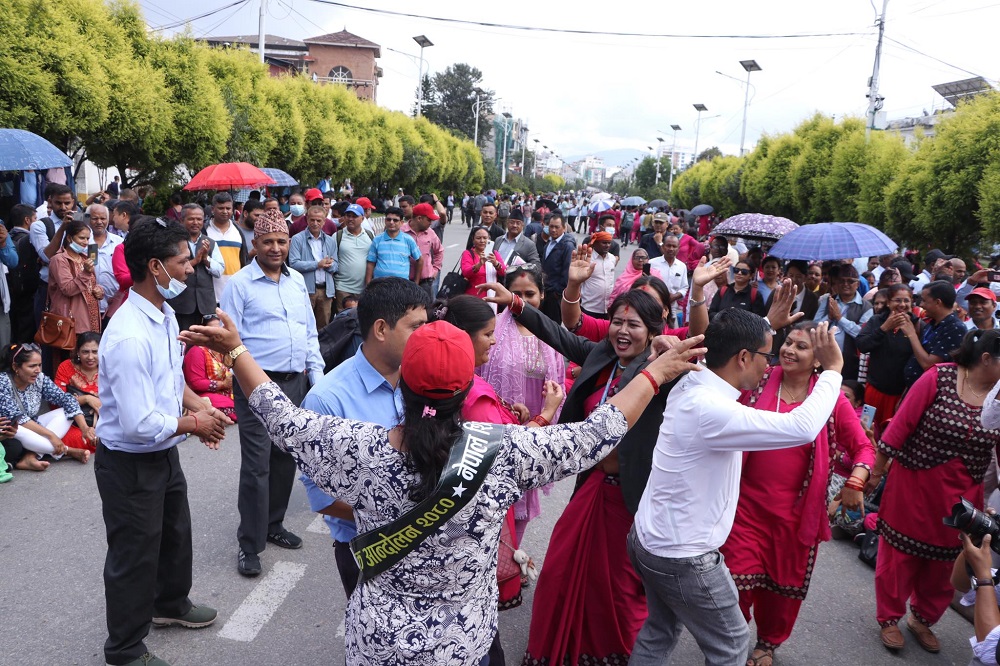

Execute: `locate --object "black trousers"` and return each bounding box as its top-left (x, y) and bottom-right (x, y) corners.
top-left (234, 373), bottom-right (309, 554)
top-left (333, 540), bottom-right (360, 597)
top-left (95, 442), bottom-right (193, 665)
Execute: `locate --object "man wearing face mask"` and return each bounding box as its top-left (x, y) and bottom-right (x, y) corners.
top-left (96, 216), bottom-right (230, 666)
top-left (284, 192), bottom-right (308, 233)
top-left (221, 209), bottom-right (325, 577)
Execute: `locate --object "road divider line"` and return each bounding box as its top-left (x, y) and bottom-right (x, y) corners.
top-left (447, 243), bottom-right (460, 248)
top-left (218, 561), bottom-right (307, 642)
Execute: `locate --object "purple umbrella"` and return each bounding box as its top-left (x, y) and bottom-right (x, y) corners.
top-left (768, 222), bottom-right (897, 261)
top-left (712, 213), bottom-right (799, 242)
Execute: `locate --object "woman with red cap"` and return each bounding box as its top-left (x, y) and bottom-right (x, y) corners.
top-left (180, 310), bottom-right (705, 666)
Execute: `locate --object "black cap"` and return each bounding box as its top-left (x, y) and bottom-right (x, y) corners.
top-left (891, 259), bottom-right (916, 281)
top-left (924, 248), bottom-right (954, 264)
top-left (508, 209), bottom-right (524, 222)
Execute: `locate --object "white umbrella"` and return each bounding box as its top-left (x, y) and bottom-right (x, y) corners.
top-left (589, 200), bottom-right (613, 213)
top-left (591, 192), bottom-right (613, 201)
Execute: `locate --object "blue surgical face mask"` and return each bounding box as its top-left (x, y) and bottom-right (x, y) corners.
top-left (289, 204), bottom-right (306, 217)
top-left (69, 241), bottom-right (87, 254)
top-left (155, 260), bottom-right (187, 299)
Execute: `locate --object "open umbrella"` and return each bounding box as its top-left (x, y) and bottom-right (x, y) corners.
top-left (260, 167), bottom-right (298, 187)
top-left (0, 128), bottom-right (72, 170)
top-left (691, 203), bottom-right (714, 216)
top-left (649, 199), bottom-right (668, 209)
top-left (535, 198), bottom-right (558, 212)
top-left (768, 222), bottom-right (898, 261)
top-left (712, 213), bottom-right (799, 242)
top-left (622, 195), bottom-right (647, 207)
top-left (184, 162), bottom-right (276, 191)
top-left (591, 192), bottom-right (613, 201)
top-left (589, 200), bottom-right (613, 213)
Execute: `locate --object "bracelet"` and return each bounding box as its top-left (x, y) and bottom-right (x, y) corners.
top-left (530, 414), bottom-right (551, 427)
top-left (843, 479), bottom-right (865, 490)
top-left (639, 369), bottom-right (660, 395)
top-left (192, 414), bottom-right (200, 433)
top-left (689, 298), bottom-right (707, 307)
top-left (561, 290), bottom-right (582, 305)
top-left (510, 294), bottom-right (524, 316)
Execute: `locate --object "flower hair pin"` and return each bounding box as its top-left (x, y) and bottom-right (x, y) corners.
top-left (422, 405), bottom-right (437, 419)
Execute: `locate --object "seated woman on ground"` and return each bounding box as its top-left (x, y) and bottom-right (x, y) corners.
top-left (0, 343), bottom-right (95, 469)
top-left (54, 332), bottom-right (103, 453)
top-left (183, 316), bottom-right (237, 422)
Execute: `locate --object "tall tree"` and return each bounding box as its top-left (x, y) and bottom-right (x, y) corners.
top-left (696, 146), bottom-right (723, 162)
top-left (422, 64), bottom-right (494, 147)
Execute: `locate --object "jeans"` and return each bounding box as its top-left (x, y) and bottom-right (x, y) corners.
top-left (627, 526), bottom-right (749, 666)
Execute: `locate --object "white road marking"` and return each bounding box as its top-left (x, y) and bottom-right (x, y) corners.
top-left (218, 561), bottom-right (307, 642)
top-left (306, 514), bottom-right (327, 534)
top-left (447, 243), bottom-right (460, 249)
top-left (335, 617), bottom-right (345, 637)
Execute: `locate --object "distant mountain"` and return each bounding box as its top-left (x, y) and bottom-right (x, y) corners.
top-left (562, 148), bottom-right (649, 166)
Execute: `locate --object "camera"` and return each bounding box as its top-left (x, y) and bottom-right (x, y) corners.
top-left (943, 498), bottom-right (1000, 554)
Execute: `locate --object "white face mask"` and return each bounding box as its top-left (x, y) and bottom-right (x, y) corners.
top-left (155, 260), bottom-right (187, 299)
top-left (289, 204), bottom-right (306, 217)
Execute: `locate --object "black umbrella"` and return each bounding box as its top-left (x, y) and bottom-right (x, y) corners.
top-left (649, 199), bottom-right (668, 209)
top-left (691, 204), bottom-right (714, 216)
top-left (535, 198), bottom-right (558, 212)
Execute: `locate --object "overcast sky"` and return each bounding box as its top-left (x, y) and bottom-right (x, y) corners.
top-left (144, 0), bottom-right (999, 166)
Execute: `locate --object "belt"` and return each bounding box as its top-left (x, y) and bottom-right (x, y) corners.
top-left (263, 369), bottom-right (303, 382)
top-left (97, 440), bottom-right (173, 460)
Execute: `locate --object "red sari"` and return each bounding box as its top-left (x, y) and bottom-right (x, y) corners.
top-left (722, 366), bottom-right (875, 649)
top-left (523, 367), bottom-right (646, 665)
top-left (54, 359), bottom-right (98, 452)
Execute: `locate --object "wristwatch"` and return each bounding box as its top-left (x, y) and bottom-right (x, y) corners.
top-left (971, 576), bottom-right (995, 590)
top-left (223, 344), bottom-right (249, 368)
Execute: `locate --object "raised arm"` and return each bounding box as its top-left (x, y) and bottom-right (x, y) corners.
top-left (561, 244), bottom-right (595, 330)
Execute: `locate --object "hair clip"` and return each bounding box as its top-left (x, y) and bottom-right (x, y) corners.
top-left (422, 405), bottom-right (437, 419)
top-left (433, 304), bottom-right (449, 321)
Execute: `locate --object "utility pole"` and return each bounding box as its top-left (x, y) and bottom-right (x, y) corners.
top-left (866, 0), bottom-right (889, 142)
top-left (413, 35), bottom-right (434, 117)
top-left (258, 0), bottom-right (267, 64)
top-left (668, 124), bottom-right (681, 190)
top-left (501, 112), bottom-right (513, 185)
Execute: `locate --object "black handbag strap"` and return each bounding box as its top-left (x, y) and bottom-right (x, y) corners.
top-left (350, 421), bottom-right (504, 583)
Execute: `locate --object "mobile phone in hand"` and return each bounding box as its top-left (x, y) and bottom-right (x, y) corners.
top-left (860, 404), bottom-right (877, 430)
top-left (642, 264), bottom-right (651, 276)
top-left (988, 270), bottom-right (1000, 283)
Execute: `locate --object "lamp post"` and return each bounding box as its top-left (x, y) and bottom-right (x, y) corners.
top-left (738, 59), bottom-right (762, 156)
top-left (500, 111), bottom-right (513, 185)
top-left (472, 86), bottom-right (485, 148)
top-left (520, 122), bottom-right (528, 180)
top-left (668, 124), bottom-right (681, 190)
top-left (412, 35), bottom-right (434, 117)
top-left (532, 138), bottom-right (540, 177)
top-left (692, 104), bottom-right (707, 161)
top-left (655, 137), bottom-right (664, 184)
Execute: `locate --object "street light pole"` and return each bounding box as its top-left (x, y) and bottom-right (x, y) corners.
top-left (692, 104), bottom-right (707, 161)
top-left (258, 0), bottom-right (267, 64)
top-left (655, 138), bottom-right (664, 184)
top-left (501, 111), bottom-right (513, 185)
top-left (669, 124), bottom-right (681, 190)
top-left (412, 35), bottom-right (433, 117)
top-left (738, 60), bottom-right (762, 156)
top-left (472, 87), bottom-right (483, 147)
top-left (533, 138), bottom-right (540, 177)
top-left (520, 122), bottom-right (528, 180)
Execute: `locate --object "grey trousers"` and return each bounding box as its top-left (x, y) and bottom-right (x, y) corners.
top-left (627, 526), bottom-right (749, 666)
top-left (234, 373), bottom-right (309, 554)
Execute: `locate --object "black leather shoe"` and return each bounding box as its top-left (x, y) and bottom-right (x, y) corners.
top-left (267, 529), bottom-right (303, 550)
top-left (237, 548), bottom-right (262, 577)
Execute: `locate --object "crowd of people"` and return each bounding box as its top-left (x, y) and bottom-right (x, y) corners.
top-left (5, 176), bottom-right (1000, 666)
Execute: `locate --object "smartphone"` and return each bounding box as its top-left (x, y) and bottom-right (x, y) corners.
top-left (642, 264), bottom-right (651, 276)
top-left (88, 243), bottom-right (99, 264)
top-left (484, 240), bottom-right (495, 257)
top-left (988, 270), bottom-right (1000, 283)
top-left (860, 404), bottom-right (877, 430)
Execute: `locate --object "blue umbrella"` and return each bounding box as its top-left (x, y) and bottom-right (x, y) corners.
top-left (622, 195), bottom-right (647, 206)
top-left (0, 128), bottom-right (71, 170)
top-left (260, 167), bottom-right (298, 187)
top-left (589, 200), bottom-right (613, 213)
top-left (768, 222), bottom-right (898, 260)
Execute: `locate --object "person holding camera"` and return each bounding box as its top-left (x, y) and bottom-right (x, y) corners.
top-left (870, 329), bottom-right (1000, 652)
top-left (951, 530), bottom-right (1000, 665)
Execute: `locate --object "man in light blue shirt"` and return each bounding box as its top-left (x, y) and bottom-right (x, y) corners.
top-left (221, 209), bottom-right (325, 577)
top-left (365, 206), bottom-right (422, 282)
top-left (300, 277), bottom-right (430, 596)
top-left (96, 217), bottom-right (229, 666)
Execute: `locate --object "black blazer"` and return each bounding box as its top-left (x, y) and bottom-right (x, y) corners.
top-left (515, 304), bottom-right (679, 514)
top-left (169, 234), bottom-right (218, 315)
top-left (540, 237), bottom-right (574, 294)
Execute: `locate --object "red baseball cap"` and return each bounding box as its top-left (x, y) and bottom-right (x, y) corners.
top-left (355, 196), bottom-right (374, 210)
top-left (969, 287), bottom-right (997, 302)
top-left (304, 188), bottom-right (324, 202)
top-left (401, 321), bottom-right (474, 398)
top-left (412, 202), bottom-right (440, 221)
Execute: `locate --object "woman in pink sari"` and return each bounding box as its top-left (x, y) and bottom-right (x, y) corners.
top-left (479, 265), bottom-right (565, 543)
top-left (722, 322), bottom-right (874, 666)
top-left (608, 249), bottom-right (660, 307)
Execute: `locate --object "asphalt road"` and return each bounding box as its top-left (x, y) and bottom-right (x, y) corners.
top-left (0, 219), bottom-right (983, 665)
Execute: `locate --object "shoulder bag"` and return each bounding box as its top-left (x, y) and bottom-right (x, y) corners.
top-left (436, 254), bottom-right (470, 301)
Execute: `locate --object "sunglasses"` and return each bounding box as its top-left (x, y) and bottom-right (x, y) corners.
top-left (11, 342), bottom-right (40, 361)
top-left (734, 268), bottom-right (752, 275)
top-left (384, 217), bottom-right (402, 223)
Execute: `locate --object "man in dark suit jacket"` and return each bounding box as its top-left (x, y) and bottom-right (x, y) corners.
top-left (169, 204), bottom-right (224, 331)
top-left (494, 211), bottom-right (540, 266)
top-left (540, 212), bottom-right (574, 322)
top-left (765, 259), bottom-right (820, 352)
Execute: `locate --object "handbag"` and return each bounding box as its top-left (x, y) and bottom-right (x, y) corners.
top-left (857, 530), bottom-right (879, 568)
top-left (496, 521), bottom-right (521, 588)
top-left (436, 256), bottom-right (469, 300)
top-left (35, 309), bottom-right (75, 350)
top-left (65, 385), bottom-right (97, 427)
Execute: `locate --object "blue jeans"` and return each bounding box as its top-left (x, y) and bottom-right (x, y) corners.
top-left (627, 526), bottom-right (749, 666)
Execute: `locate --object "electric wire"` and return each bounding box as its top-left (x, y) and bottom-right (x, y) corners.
top-left (148, 0), bottom-right (250, 32)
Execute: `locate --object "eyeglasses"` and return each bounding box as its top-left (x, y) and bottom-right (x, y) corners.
top-left (384, 217), bottom-right (402, 223)
top-left (745, 348), bottom-right (777, 362)
top-left (734, 268), bottom-right (752, 275)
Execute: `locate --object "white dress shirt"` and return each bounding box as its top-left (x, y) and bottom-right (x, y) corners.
top-left (307, 233), bottom-right (326, 284)
top-left (649, 256), bottom-right (688, 314)
top-left (635, 366), bottom-right (842, 558)
top-left (581, 252), bottom-right (618, 314)
top-left (96, 290), bottom-right (186, 453)
top-left (29, 216), bottom-right (60, 283)
top-left (89, 232), bottom-right (123, 314)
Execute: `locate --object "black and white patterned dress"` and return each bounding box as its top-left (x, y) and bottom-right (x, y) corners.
top-left (248, 382), bottom-right (628, 666)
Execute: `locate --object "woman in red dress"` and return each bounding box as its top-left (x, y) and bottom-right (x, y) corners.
top-left (183, 316), bottom-right (237, 421)
top-left (722, 322), bottom-right (874, 666)
top-left (54, 332), bottom-right (103, 452)
top-left (870, 329), bottom-right (1000, 653)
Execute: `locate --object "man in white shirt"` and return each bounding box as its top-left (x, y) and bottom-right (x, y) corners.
top-left (649, 235), bottom-right (688, 324)
top-left (85, 203), bottom-right (123, 323)
top-left (629, 310), bottom-right (843, 666)
top-left (910, 248), bottom-right (953, 292)
top-left (580, 230), bottom-right (617, 318)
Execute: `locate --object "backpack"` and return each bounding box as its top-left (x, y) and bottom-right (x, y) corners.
top-left (621, 211), bottom-right (635, 229)
top-left (336, 227), bottom-right (374, 250)
top-left (317, 307), bottom-right (364, 373)
top-left (498, 201), bottom-right (511, 218)
top-left (9, 230), bottom-right (40, 299)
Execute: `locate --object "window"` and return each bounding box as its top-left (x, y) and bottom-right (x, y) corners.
top-left (328, 66), bottom-right (353, 82)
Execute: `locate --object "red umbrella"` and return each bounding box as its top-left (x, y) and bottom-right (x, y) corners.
top-left (183, 162), bottom-right (276, 191)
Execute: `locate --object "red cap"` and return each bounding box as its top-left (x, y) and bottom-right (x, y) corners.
top-left (304, 188), bottom-right (324, 202)
top-left (355, 196), bottom-right (374, 210)
top-left (970, 287), bottom-right (997, 302)
top-left (401, 321), bottom-right (474, 398)
top-left (412, 202), bottom-right (439, 221)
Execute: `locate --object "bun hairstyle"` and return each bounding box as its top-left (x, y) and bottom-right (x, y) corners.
top-left (430, 295), bottom-right (494, 338)
top-left (952, 328), bottom-right (1000, 368)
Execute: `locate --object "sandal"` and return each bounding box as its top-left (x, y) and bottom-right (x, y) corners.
top-left (747, 642), bottom-right (774, 666)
